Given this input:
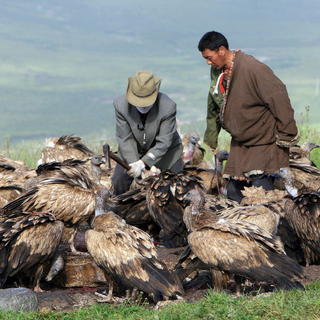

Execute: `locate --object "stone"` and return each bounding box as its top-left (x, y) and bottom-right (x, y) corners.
top-left (0, 288), bottom-right (38, 312)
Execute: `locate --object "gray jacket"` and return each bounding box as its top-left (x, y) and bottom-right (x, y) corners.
top-left (113, 92), bottom-right (182, 169)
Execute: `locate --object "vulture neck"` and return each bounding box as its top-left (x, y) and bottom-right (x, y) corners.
top-left (91, 164), bottom-right (102, 183)
top-left (94, 188), bottom-right (109, 217)
top-left (183, 190), bottom-right (206, 232)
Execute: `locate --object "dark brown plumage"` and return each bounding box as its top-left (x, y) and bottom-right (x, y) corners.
top-left (183, 188), bottom-right (304, 293)
top-left (27, 155), bottom-right (106, 189)
top-left (38, 135), bottom-right (114, 189)
top-left (107, 187), bottom-right (158, 235)
top-left (146, 171), bottom-right (203, 248)
top-left (0, 212), bottom-right (64, 291)
top-left (284, 192), bottom-right (320, 265)
top-left (288, 163), bottom-right (320, 193)
top-left (85, 189), bottom-right (184, 303)
top-left (183, 166), bottom-right (226, 195)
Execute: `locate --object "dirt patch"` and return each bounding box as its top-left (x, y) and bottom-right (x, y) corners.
top-left (35, 247), bottom-right (320, 312)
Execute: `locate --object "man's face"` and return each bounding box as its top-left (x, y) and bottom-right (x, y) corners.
top-left (201, 48), bottom-right (225, 69)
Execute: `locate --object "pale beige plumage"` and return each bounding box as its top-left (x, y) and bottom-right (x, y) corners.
top-left (0, 186), bottom-right (24, 208)
top-left (39, 135), bottom-right (94, 164)
top-left (0, 156), bottom-right (36, 189)
top-left (289, 142), bottom-right (320, 166)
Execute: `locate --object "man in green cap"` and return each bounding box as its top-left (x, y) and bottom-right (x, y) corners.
top-left (111, 71), bottom-right (183, 195)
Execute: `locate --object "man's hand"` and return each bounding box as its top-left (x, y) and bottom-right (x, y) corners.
top-left (150, 166), bottom-right (161, 175)
top-left (141, 165), bottom-right (161, 179)
top-left (128, 160), bottom-right (145, 178)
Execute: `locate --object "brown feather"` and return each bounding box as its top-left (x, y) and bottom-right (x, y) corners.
top-left (0, 212), bottom-right (64, 289)
top-left (183, 189), bottom-right (304, 291)
top-left (86, 211), bottom-right (183, 302)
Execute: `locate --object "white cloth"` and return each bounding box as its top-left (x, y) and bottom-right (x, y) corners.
top-left (136, 105), bottom-right (153, 114)
top-left (128, 159), bottom-right (145, 177)
top-left (213, 72), bottom-right (224, 95)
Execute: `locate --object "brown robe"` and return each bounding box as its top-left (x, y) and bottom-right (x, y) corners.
top-left (204, 51), bottom-right (298, 177)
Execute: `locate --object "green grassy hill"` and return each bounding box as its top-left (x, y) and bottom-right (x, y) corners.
top-left (0, 0), bottom-right (319, 144)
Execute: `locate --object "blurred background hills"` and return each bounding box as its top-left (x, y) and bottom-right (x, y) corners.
top-left (1, 0), bottom-right (319, 145)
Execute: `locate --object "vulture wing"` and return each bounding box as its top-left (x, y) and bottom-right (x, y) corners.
top-left (86, 214), bottom-right (183, 301)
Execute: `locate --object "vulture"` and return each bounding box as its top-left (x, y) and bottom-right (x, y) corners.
top-left (289, 142), bottom-right (320, 166)
top-left (176, 188), bottom-right (288, 290)
top-left (0, 186), bottom-right (24, 208)
top-left (0, 158), bottom-right (36, 190)
top-left (275, 142), bottom-right (320, 194)
top-left (85, 189), bottom-right (184, 303)
top-left (26, 155), bottom-right (106, 189)
top-left (183, 166), bottom-right (226, 195)
top-left (38, 135), bottom-right (94, 164)
top-left (183, 149), bottom-right (229, 195)
top-left (181, 133), bottom-right (208, 168)
top-left (1, 164), bottom-right (103, 254)
top-left (235, 185), bottom-right (319, 266)
top-left (0, 211), bottom-right (64, 291)
top-left (283, 191), bottom-right (320, 266)
top-left (106, 187), bottom-right (159, 238)
top-left (182, 188), bottom-right (304, 295)
top-left (146, 171), bottom-right (203, 248)
top-left (37, 135), bottom-right (114, 189)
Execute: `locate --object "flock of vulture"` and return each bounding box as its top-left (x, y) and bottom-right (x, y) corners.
top-left (0, 134), bottom-right (319, 304)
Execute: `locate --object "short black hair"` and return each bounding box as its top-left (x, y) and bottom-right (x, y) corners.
top-left (198, 31), bottom-right (229, 52)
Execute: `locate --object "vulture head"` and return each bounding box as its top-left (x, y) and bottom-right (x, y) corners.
top-left (289, 142), bottom-right (320, 166)
top-left (182, 134), bottom-right (205, 165)
top-left (278, 167), bottom-right (299, 198)
top-left (301, 142), bottom-right (320, 153)
top-left (213, 149), bottom-right (229, 173)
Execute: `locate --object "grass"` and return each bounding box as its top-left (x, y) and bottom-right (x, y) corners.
top-left (0, 121), bottom-right (319, 169)
top-left (0, 282), bottom-right (320, 320)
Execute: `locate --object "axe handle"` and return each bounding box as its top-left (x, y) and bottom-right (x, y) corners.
top-left (109, 150), bottom-right (131, 171)
top-left (103, 143), bottom-right (131, 171)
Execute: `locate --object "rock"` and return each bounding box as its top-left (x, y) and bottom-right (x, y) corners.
top-left (0, 288), bottom-right (38, 312)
